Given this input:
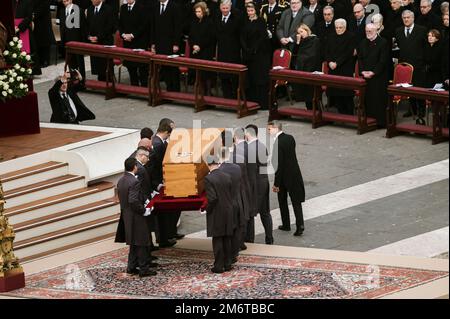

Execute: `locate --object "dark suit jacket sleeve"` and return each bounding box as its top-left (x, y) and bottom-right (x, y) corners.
top-left (204, 177), bottom-right (218, 214)
top-left (128, 179), bottom-right (145, 214)
top-left (97, 5), bottom-right (115, 44)
top-left (273, 140), bottom-right (285, 188)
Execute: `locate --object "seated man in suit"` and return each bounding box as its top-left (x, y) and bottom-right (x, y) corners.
top-left (48, 70), bottom-right (95, 124)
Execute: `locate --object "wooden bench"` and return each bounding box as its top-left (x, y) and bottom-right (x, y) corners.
top-left (269, 69), bottom-right (377, 135)
top-left (386, 85), bottom-right (449, 145)
top-left (65, 42), bottom-right (153, 104)
top-left (151, 54), bottom-right (259, 118)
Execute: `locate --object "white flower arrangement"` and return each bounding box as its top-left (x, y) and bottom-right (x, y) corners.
top-left (0, 36), bottom-right (33, 102)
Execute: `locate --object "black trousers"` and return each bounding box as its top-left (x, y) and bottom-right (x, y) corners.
top-left (212, 236), bottom-right (232, 271)
top-left (128, 245), bottom-right (150, 272)
top-left (126, 62), bottom-right (149, 87)
top-left (259, 209), bottom-right (273, 243)
top-left (248, 83), bottom-right (269, 110)
top-left (277, 186), bottom-right (305, 229)
top-left (231, 226), bottom-right (241, 259)
top-left (220, 74), bottom-right (238, 99)
top-left (156, 211), bottom-right (181, 243)
top-left (245, 217), bottom-right (255, 243)
top-left (331, 96), bottom-right (354, 115)
top-left (162, 66), bottom-right (180, 92)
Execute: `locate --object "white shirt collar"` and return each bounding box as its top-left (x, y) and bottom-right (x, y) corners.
top-left (274, 131), bottom-right (283, 141)
top-left (247, 138), bottom-right (257, 144)
top-left (309, 3), bottom-right (317, 12)
top-left (127, 171), bottom-right (136, 177)
top-left (222, 12), bottom-right (231, 20)
top-left (406, 24), bottom-right (414, 31)
top-left (66, 4), bottom-right (73, 13)
top-left (95, 2), bottom-right (102, 11)
top-left (160, 0), bottom-right (169, 6)
top-left (128, 1), bottom-right (135, 10)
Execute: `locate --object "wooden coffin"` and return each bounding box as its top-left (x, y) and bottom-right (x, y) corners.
top-left (162, 128), bottom-right (223, 197)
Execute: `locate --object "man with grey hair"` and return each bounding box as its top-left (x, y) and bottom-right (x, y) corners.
top-left (316, 5), bottom-right (336, 59)
top-left (357, 23), bottom-right (390, 127)
top-left (267, 121), bottom-right (305, 236)
top-left (417, 0), bottom-right (442, 29)
top-left (276, 0), bottom-right (315, 51)
top-left (395, 9), bottom-right (428, 122)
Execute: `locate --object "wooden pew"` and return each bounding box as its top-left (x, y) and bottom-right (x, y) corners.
top-left (386, 85), bottom-right (449, 144)
top-left (64, 41), bottom-right (153, 104)
top-left (269, 69), bottom-right (377, 135)
top-left (150, 54), bottom-right (259, 118)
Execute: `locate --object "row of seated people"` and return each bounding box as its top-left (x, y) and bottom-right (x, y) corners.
top-left (53, 0), bottom-right (449, 126)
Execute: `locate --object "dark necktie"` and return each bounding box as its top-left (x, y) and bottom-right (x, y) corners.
top-left (406, 27), bottom-right (411, 38)
top-left (357, 19), bottom-right (362, 27)
top-left (128, 5), bottom-right (132, 12)
top-left (269, 6), bottom-right (273, 14)
top-left (160, 4), bottom-right (165, 15)
top-left (95, 7), bottom-right (99, 15)
top-left (222, 16), bottom-right (226, 24)
top-left (62, 93), bottom-right (76, 122)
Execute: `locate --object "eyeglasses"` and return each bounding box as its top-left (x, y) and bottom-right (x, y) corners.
top-left (324, 13), bottom-right (332, 15)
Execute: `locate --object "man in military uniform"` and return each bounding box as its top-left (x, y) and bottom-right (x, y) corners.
top-left (260, 0), bottom-right (287, 59)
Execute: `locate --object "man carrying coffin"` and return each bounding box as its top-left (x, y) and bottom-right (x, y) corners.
top-left (203, 154), bottom-right (234, 274)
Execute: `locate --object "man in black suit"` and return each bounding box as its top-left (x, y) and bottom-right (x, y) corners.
top-left (316, 5), bottom-right (335, 60)
top-left (268, 120), bottom-right (305, 236)
top-left (306, 0), bottom-right (324, 28)
top-left (33, 0), bottom-right (55, 68)
top-left (86, 0), bottom-right (116, 81)
top-left (114, 158), bottom-right (156, 277)
top-left (215, 0), bottom-right (243, 99)
top-left (204, 155), bottom-right (234, 273)
top-left (59, 0), bottom-right (87, 81)
top-left (218, 145), bottom-right (244, 263)
top-left (260, 0), bottom-right (287, 57)
top-left (245, 124), bottom-right (273, 245)
top-left (348, 3), bottom-right (367, 47)
top-left (148, 120), bottom-right (179, 248)
top-left (394, 9), bottom-right (428, 122)
top-left (416, 0), bottom-right (442, 30)
top-left (324, 0), bottom-right (352, 20)
top-left (119, 0), bottom-right (150, 87)
top-left (232, 127), bottom-right (254, 247)
top-left (48, 70), bottom-right (95, 124)
top-left (151, 0), bottom-right (183, 92)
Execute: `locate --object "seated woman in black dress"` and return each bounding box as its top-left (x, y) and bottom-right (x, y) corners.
top-left (292, 23), bottom-right (321, 110)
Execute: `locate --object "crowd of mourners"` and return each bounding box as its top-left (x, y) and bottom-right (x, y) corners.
top-left (14, 0), bottom-right (450, 127)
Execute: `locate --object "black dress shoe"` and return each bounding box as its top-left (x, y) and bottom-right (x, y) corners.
top-left (240, 244), bottom-right (247, 251)
top-left (211, 267), bottom-right (224, 274)
top-left (224, 265), bottom-right (233, 271)
top-left (416, 118), bottom-right (426, 125)
top-left (293, 229), bottom-right (304, 236)
top-left (139, 270), bottom-right (157, 277)
top-left (126, 268), bottom-right (139, 275)
top-left (278, 225), bottom-right (291, 231)
top-left (403, 111), bottom-right (413, 118)
top-left (159, 239), bottom-right (177, 248)
top-left (150, 246), bottom-right (159, 251)
top-left (172, 233), bottom-right (185, 240)
top-left (231, 257), bottom-right (238, 264)
top-left (266, 238), bottom-right (274, 245)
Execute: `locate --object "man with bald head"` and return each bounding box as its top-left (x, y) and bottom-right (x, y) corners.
top-left (349, 3), bottom-right (367, 45)
top-left (357, 23), bottom-right (389, 127)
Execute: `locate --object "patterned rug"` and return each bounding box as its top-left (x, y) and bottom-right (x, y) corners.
top-left (5, 248), bottom-right (448, 299)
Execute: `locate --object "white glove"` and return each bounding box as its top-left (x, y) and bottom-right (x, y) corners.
top-left (157, 183), bottom-right (164, 191)
top-left (150, 190), bottom-right (160, 198)
top-left (143, 207), bottom-right (153, 216)
top-left (267, 30), bottom-right (272, 39)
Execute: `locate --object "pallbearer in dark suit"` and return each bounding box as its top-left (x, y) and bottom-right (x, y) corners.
top-left (204, 155), bottom-right (234, 273)
top-left (232, 128), bottom-right (253, 247)
top-left (48, 70), bottom-right (95, 124)
top-left (215, 0), bottom-right (243, 99)
top-left (150, 0), bottom-right (183, 92)
top-left (115, 158), bottom-right (156, 277)
top-left (245, 124), bottom-right (273, 245)
top-left (218, 145), bottom-right (244, 262)
top-left (59, 0), bottom-right (87, 82)
top-left (260, 0), bottom-right (287, 57)
top-left (268, 121), bottom-right (305, 236)
top-left (357, 23), bottom-right (389, 128)
top-left (86, 0), bottom-right (115, 81)
top-left (119, 0), bottom-right (150, 87)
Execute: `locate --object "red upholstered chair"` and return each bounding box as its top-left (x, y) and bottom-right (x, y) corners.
top-left (272, 48), bottom-right (293, 105)
top-left (179, 39), bottom-right (190, 92)
top-left (114, 31), bottom-right (124, 83)
top-left (393, 62), bottom-right (414, 118)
